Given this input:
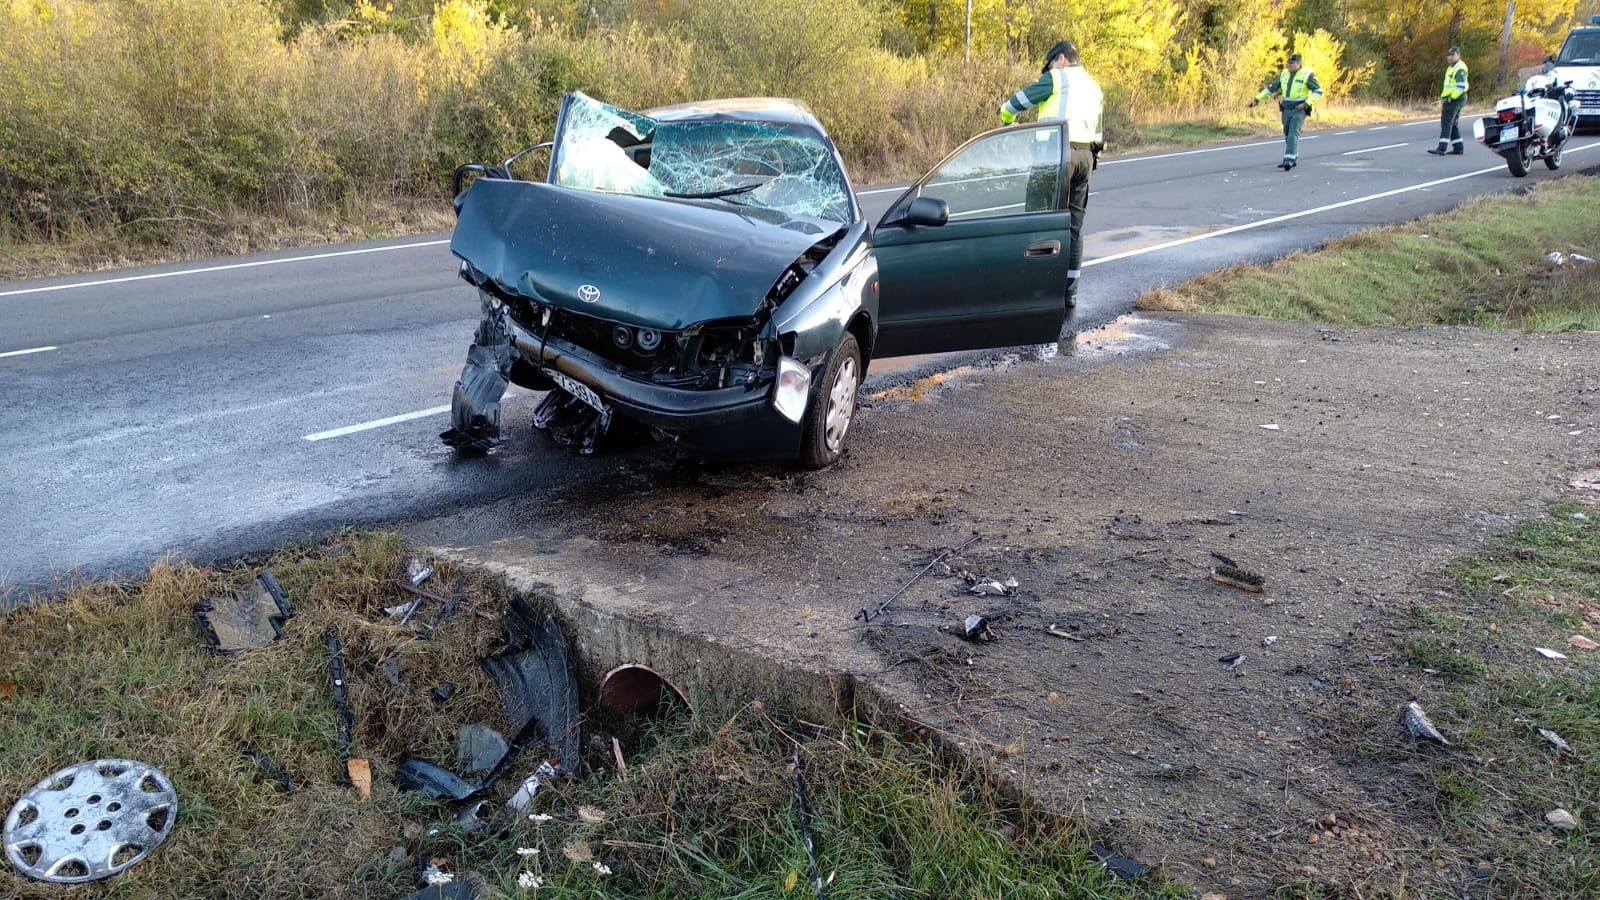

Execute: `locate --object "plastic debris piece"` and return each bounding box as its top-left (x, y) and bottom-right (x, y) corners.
top-left (1259, 423), bottom-right (1281, 431)
top-left (326, 631), bottom-right (356, 772)
top-left (432, 683), bottom-right (457, 704)
top-left (1547, 251), bottom-right (1567, 267)
top-left (1535, 647), bottom-right (1568, 660)
top-left (962, 614), bottom-right (993, 642)
top-left (1262, 635), bottom-right (1279, 647)
top-left (239, 741), bottom-right (295, 793)
top-left (1546, 809), bottom-right (1579, 831)
top-left (452, 800), bottom-right (491, 833)
top-left (348, 759), bottom-right (373, 800)
top-left (1002, 577), bottom-right (1019, 589)
top-left (1091, 843), bottom-right (1151, 881)
top-left (196, 571), bottom-right (293, 651)
top-left (1569, 635), bottom-right (1599, 651)
top-left (1218, 652), bottom-right (1245, 670)
top-left (507, 760), bottom-right (559, 811)
top-left (457, 725), bottom-right (509, 775)
top-left (1045, 625), bottom-right (1084, 641)
top-left (1404, 701), bottom-right (1451, 746)
top-left (385, 599), bottom-right (423, 620)
top-left (970, 580), bottom-right (1008, 596)
top-left (1538, 728), bottom-right (1574, 753)
top-left (395, 759), bottom-right (478, 801)
top-left (1569, 253), bottom-right (1593, 264)
top-left (408, 560), bottom-right (435, 586)
top-left (482, 599), bottom-right (580, 774)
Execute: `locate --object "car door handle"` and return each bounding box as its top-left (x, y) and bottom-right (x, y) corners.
top-left (1025, 240), bottom-right (1061, 258)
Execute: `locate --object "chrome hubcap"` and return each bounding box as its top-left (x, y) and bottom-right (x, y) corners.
top-left (823, 356), bottom-right (858, 452)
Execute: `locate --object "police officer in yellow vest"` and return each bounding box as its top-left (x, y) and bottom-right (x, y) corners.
top-left (1428, 47), bottom-right (1469, 155)
top-left (1251, 53), bottom-right (1322, 170)
top-left (1000, 40), bottom-right (1103, 308)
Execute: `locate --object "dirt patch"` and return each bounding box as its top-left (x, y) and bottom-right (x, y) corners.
top-left (411, 312), bottom-right (1599, 896)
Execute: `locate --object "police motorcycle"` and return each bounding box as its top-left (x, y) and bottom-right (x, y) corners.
top-left (1473, 72), bottom-right (1580, 177)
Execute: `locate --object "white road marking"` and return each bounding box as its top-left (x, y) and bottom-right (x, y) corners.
top-left (1335, 130), bottom-right (1357, 135)
top-left (0, 239), bottom-right (452, 298)
top-left (1100, 138), bottom-right (1289, 166)
top-left (1368, 125), bottom-right (1390, 130)
top-left (858, 185), bottom-right (909, 196)
top-left (1085, 141), bottom-right (1600, 268)
top-left (303, 405), bottom-right (452, 442)
top-left (1343, 142), bottom-right (1410, 155)
top-left (0, 346), bottom-right (57, 359)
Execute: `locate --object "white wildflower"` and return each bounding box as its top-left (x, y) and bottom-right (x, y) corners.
top-left (516, 846), bottom-right (540, 857)
top-left (425, 871), bottom-right (454, 886)
top-left (517, 871), bottom-right (543, 889)
top-left (592, 861), bottom-right (612, 876)
top-left (528, 813), bottom-right (553, 824)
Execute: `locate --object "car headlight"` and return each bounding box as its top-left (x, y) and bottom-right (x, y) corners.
top-left (771, 356), bottom-right (811, 424)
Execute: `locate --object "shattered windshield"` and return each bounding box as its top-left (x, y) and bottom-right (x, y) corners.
top-left (1557, 32), bottom-right (1600, 65)
top-left (552, 92), bottom-right (852, 223)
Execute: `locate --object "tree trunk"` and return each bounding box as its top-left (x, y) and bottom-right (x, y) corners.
top-left (1500, 0), bottom-right (1516, 84)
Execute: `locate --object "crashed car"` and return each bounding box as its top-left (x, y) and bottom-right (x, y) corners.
top-left (443, 91), bottom-right (1075, 467)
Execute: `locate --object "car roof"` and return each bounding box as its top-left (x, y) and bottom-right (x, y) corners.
top-left (641, 97), bottom-right (827, 131)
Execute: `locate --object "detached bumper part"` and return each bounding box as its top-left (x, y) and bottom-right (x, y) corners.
top-left (441, 313), bottom-right (514, 451)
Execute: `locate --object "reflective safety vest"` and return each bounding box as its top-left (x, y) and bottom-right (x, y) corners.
top-left (1037, 66), bottom-right (1104, 145)
top-left (1442, 60), bottom-right (1469, 100)
top-left (1258, 69), bottom-right (1322, 107)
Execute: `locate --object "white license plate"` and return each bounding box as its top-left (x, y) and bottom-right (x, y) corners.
top-left (1501, 125), bottom-right (1520, 142)
top-left (548, 370), bottom-right (609, 417)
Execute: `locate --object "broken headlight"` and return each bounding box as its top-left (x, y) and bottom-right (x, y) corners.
top-left (771, 356), bottom-right (811, 423)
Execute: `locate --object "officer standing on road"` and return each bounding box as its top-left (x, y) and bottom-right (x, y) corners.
top-left (1428, 47), bottom-right (1470, 155)
top-left (1000, 40), bottom-right (1104, 309)
top-left (1251, 53), bottom-right (1322, 170)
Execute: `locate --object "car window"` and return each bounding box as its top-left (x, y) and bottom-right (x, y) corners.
top-left (553, 92), bottom-right (852, 223)
top-left (1558, 32), bottom-right (1600, 65)
top-left (919, 128), bottom-right (1063, 221)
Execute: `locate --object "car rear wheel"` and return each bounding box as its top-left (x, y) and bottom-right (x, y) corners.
top-left (798, 333), bottom-right (860, 469)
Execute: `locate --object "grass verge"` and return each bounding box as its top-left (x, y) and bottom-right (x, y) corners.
top-left (1403, 507), bottom-right (1599, 895)
top-left (0, 534), bottom-right (1182, 899)
top-left (1136, 173), bottom-right (1600, 332)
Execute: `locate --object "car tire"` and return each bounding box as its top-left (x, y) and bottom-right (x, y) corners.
top-left (798, 333), bottom-right (860, 470)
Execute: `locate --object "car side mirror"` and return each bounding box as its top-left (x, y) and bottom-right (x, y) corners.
top-left (882, 196), bottom-right (949, 228)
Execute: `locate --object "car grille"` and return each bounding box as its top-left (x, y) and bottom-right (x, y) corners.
top-left (508, 301), bottom-right (692, 377)
top-left (1575, 89), bottom-right (1600, 109)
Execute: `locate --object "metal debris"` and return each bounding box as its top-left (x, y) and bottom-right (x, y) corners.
top-left (2, 759), bottom-right (178, 884)
top-left (195, 571), bottom-right (293, 651)
top-left (1404, 701), bottom-right (1451, 746)
top-left (1571, 253), bottom-right (1594, 264)
top-left (394, 759), bottom-right (478, 802)
top-left (1547, 251), bottom-right (1568, 268)
top-left (506, 761), bottom-right (559, 811)
top-left (961, 615), bottom-right (993, 642)
top-left (408, 560), bottom-right (435, 587)
top-left (789, 743), bottom-right (830, 899)
top-left (856, 535), bottom-right (982, 624)
top-left (1538, 728), bottom-right (1574, 754)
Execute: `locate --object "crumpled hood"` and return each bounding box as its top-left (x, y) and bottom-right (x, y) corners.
top-left (452, 179), bottom-right (837, 331)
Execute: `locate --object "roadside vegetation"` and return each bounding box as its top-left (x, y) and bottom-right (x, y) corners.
top-left (0, 0), bottom-right (1583, 278)
top-left (1135, 172), bottom-right (1599, 895)
top-left (0, 533), bottom-right (1184, 899)
top-left (1137, 173), bottom-right (1600, 332)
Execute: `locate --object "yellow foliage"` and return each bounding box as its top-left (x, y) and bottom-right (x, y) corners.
top-left (426, 0), bottom-right (511, 95)
top-left (1292, 29), bottom-right (1373, 102)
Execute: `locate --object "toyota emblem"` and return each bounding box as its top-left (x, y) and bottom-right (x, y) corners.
top-left (577, 284), bottom-right (601, 303)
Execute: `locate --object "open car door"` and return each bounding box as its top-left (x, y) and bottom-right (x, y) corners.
top-left (871, 123), bottom-right (1072, 358)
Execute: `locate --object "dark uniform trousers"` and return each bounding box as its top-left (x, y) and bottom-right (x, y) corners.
top-left (1065, 143), bottom-right (1093, 305)
top-left (1440, 96), bottom-right (1466, 147)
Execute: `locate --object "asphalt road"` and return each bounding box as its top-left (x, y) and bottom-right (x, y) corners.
top-left (3, 119), bottom-right (1598, 596)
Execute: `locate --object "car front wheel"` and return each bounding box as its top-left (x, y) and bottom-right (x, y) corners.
top-left (798, 333), bottom-right (860, 469)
